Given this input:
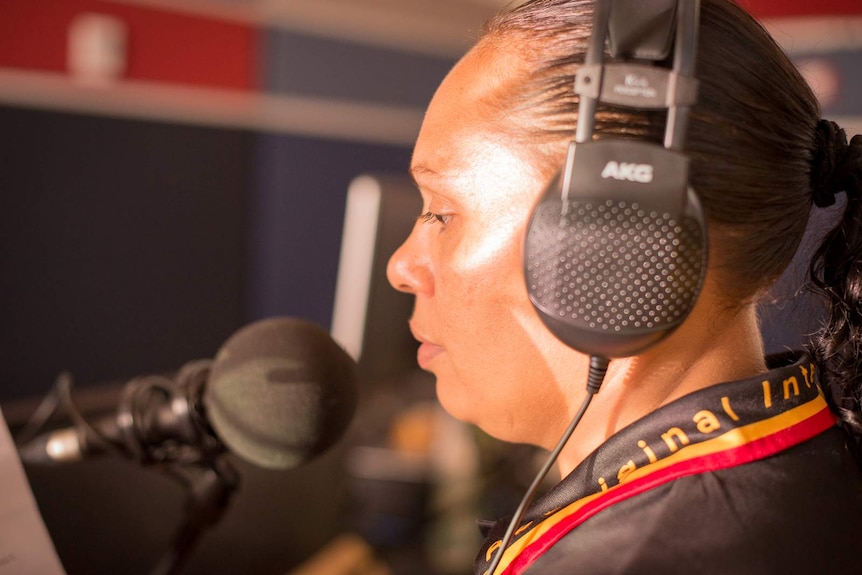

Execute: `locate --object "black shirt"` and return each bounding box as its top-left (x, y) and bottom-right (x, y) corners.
top-left (475, 354), bottom-right (862, 574)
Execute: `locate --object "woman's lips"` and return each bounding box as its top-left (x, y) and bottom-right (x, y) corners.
top-left (417, 341), bottom-right (444, 369)
top-left (410, 321), bottom-right (443, 369)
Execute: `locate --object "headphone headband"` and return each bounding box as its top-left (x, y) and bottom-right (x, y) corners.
top-left (608, 0), bottom-right (677, 61)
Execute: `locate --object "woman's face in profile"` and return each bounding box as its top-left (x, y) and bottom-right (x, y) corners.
top-left (387, 43), bottom-right (586, 445)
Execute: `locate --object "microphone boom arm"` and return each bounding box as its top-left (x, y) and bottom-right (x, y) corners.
top-left (149, 456), bottom-right (239, 575)
top-left (18, 366), bottom-right (240, 575)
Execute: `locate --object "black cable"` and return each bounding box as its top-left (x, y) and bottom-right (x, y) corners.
top-left (485, 355), bottom-right (609, 574)
top-left (14, 372), bottom-right (69, 446)
top-left (15, 371), bottom-right (116, 454)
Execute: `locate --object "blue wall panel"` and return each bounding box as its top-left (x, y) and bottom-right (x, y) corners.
top-left (247, 133), bottom-right (412, 327)
top-left (264, 28), bottom-right (454, 107)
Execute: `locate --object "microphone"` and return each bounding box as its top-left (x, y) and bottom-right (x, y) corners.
top-left (17, 317), bottom-right (359, 471)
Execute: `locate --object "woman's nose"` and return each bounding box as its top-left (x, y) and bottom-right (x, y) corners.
top-left (387, 229), bottom-right (433, 297)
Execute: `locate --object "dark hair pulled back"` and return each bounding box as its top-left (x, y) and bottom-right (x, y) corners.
top-left (481, 0), bottom-right (862, 457)
top-left (809, 122), bottom-right (862, 455)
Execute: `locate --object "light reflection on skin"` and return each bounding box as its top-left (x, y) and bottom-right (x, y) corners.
top-left (387, 43), bottom-right (590, 451)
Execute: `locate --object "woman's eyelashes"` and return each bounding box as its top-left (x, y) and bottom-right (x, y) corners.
top-left (418, 211), bottom-right (452, 227)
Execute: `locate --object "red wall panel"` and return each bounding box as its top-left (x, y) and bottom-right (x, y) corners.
top-left (0, 0), bottom-right (858, 93)
top-left (744, 0), bottom-right (862, 18)
top-left (0, 0), bottom-right (258, 90)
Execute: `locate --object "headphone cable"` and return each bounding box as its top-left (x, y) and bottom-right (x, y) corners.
top-left (485, 355), bottom-right (609, 574)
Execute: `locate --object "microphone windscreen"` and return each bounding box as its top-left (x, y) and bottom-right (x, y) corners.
top-left (203, 317), bottom-right (359, 470)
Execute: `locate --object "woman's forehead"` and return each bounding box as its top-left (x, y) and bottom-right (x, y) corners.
top-left (428, 41), bottom-right (527, 125)
top-left (413, 41), bottom-right (534, 170)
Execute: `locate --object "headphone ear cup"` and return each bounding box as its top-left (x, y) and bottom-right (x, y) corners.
top-left (524, 161), bottom-right (707, 358)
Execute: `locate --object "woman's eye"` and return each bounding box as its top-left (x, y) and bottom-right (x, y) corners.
top-left (418, 211), bottom-right (451, 226)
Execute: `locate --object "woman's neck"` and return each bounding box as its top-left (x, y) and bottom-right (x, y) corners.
top-left (554, 302), bottom-right (767, 477)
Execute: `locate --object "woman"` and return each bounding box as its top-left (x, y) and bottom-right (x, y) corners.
top-left (387, 0), bottom-right (862, 573)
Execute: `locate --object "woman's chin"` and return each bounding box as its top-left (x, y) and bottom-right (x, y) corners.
top-left (434, 379), bottom-right (478, 426)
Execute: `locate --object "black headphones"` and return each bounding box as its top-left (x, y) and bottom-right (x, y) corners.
top-left (524, 0), bottom-right (707, 359)
top-left (485, 6), bottom-right (708, 571)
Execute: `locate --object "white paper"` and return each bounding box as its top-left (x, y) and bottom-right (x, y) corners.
top-left (0, 407), bottom-right (66, 574)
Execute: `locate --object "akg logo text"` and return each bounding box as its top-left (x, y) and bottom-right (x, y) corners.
top-left (601, 161), bottom-right (654, 183)
top-left (612, 73), bottom-right (658, 99)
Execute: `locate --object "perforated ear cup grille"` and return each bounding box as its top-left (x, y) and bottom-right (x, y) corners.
top-left (525, 196), bottom-right (706, 356)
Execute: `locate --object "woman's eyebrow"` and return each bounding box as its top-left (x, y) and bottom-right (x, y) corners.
top-left (409, 164), bottom-right (440, 186)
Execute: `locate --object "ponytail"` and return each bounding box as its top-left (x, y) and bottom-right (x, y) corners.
top-left (807, 120), bottom-right (862, 460)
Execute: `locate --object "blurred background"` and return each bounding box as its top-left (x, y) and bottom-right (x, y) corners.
top-left (0, 1), bottom-right (860, 574)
